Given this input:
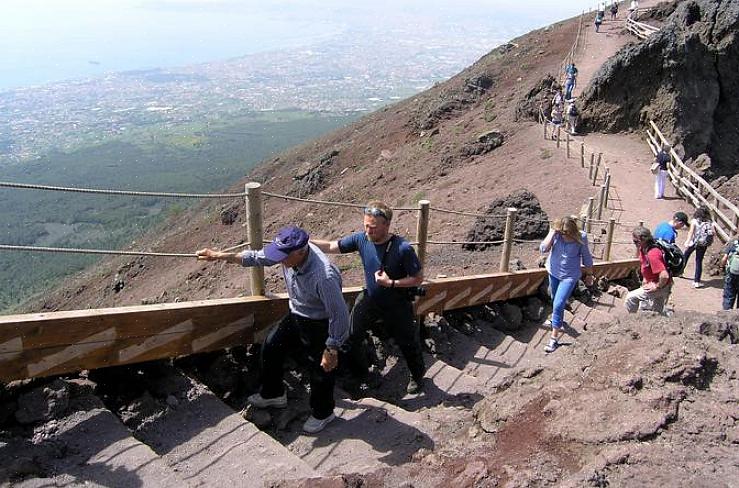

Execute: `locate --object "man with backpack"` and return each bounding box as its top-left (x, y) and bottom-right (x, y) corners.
top-left (721, 235), bottom-right (739, 309)
top-left (625, 226), bottom-right (673, 314)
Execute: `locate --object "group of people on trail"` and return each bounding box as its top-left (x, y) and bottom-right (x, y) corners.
top-left (194, 195), bottom-right (739, 431)
top-left (538, 204), bottom-right (738, 355)
top-left (596, 1), bottom-right (629, 32)
top-left (624, 208), bottom-right (739, 314)
top-left (550, 64), bottom-right (579, 136)
top-left (196, 201), bottom-right (425, 434)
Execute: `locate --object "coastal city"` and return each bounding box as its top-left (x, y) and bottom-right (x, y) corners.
top-left (1, 26), bottom-right (505, 164)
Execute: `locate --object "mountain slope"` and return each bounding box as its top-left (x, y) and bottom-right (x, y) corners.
top-left (28, 15), bottom-right (593, 312)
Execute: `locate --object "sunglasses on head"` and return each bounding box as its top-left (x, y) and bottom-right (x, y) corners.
top-left (364, 207), bottom-right (388, 220)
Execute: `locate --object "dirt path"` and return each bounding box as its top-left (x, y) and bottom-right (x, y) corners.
top-left (566, 4), bottom-right (725, 314)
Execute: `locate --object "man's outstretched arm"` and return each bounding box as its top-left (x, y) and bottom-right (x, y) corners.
top-left (311, 239), bottom-right (341, 254)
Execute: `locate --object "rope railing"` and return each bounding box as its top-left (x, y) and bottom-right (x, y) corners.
top-left (0, 181), bottom-right (623, 300)
top-left (0, 244), bottom-right (197, 258)
top-left (0, 181), bottom-right (247, 199)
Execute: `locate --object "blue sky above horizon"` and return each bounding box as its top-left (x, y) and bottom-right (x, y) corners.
top-left (1, 0), bottom-right (600, 91)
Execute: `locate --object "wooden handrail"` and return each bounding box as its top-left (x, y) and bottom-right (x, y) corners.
top-left (0, 259), bottom-right (639, 382)
top-left (649, 121), bottom-right (739, 216)
top-left (648, 120), bottom-right (739, 242)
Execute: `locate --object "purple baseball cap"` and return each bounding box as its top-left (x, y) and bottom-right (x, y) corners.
top-left (264, 226), bottom-right (309, 262)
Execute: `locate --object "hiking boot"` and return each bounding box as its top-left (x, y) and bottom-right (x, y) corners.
top-left (247, 391), bottom-right (287, 409)
top-left (303, 413), bottom-right (336, 434)
top-left (544, 338), bottom-right (559, 354)
top-left (406, 377), bottom-right (424, 394)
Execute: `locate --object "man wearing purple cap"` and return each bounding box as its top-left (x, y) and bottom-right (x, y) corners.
top-left (196, 226), bottom-right (349, 434)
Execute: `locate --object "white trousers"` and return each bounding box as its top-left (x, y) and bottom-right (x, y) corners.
top-left (654, 170), bottom-right (667, 198)
top-left (624, 283), bottom-right (672, 314)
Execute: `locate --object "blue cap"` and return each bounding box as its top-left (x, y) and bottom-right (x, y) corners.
top-left (264, 226), bottom-right (309, 262)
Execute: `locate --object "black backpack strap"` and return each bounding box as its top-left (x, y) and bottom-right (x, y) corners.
top-left (379, 234), bottom-right (396, 272)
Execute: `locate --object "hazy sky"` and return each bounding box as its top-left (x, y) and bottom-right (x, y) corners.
top-left (1, 0), bottom-right (599, 90)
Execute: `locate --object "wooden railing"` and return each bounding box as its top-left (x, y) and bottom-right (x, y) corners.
top-left (625, 14), bottom-right (660, 39)
top-left (0, 259), bottom-right (638, 383)
top-left (646, 121), bottom-right (739, 242)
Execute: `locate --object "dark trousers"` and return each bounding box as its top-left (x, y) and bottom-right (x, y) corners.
top-left (683, 245), bottom-right (707, 282)
top-left (723, 273), bottom-right (739, 310)
top-left (346, 291), bottom-right (425, 382)
top-left (260, 313), bottom-right (335, 419)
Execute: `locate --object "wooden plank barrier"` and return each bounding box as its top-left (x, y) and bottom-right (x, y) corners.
top-left (625, 17), bottom-right (660, 39)
top-left (648, 121), bottom-right (739, 242)
top-left (0, 259), bottom-right (639, 383)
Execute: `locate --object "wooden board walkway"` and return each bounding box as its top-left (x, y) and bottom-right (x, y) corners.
top-left (0, 259), bottom-right (637, 382)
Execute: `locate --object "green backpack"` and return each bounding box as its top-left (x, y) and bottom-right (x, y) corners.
top-left (728, 240), bottom-right (739, 275)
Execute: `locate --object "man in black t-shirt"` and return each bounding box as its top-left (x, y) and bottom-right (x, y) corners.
top-left (313, 200), bottom-right (426, 394)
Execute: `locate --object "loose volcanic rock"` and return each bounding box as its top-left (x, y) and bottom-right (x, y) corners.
top-left (464, 189), bottom-right (549, 251)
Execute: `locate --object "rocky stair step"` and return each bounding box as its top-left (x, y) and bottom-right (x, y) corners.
top-left (14, 398), bottom-right (187, 488)
top-left (132, 372), bottom-right (317, 486)
top-left (433, 321), bottom-right (550, 387)
top-left (567, 294), bottom-right (621, 330)
top-left (355, 352), bottom-right (485, 413)
top-left (284, 396), bottom-right (438, 476)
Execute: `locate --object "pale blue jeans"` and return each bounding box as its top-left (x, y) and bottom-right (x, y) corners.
top-left (549, 274), bottom-right (578, 328)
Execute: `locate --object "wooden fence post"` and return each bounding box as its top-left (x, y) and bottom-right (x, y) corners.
top-left (592, 158), bottom-right (601, 186)
top-left (580, 143), bottom-right (585, 168)
top-left (499, 208), bottom-right (517, 272)
top-left (589, 153), bottom-right (595, 179)
top-left (604, 218), bottom-right (616, 261)
top-left (415, 200), bottom-right (430, 271)
top-left (245, 182), bottom-right (265, 296)
top-left (597, 184), bottom-right (606, 220)
top-left (566, 133), bottom-right (571, 158)
top-left (544, 120), bottom-right (548, 140)
top-left (603, 172), bottom-right (611, 208)
top-left (586, 197), bottom-right (594, 233)
top-left (556, 126), bottom-right (561, 148)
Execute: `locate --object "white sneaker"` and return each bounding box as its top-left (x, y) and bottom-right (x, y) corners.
top-left (544, 339), bottom-right (559, 353)
top-left (692, 282), bottom-right (702, 288)
top-left (303, 413), bottom-right (336, 434)
top-left (247, 391), bottom-right (287, 409)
